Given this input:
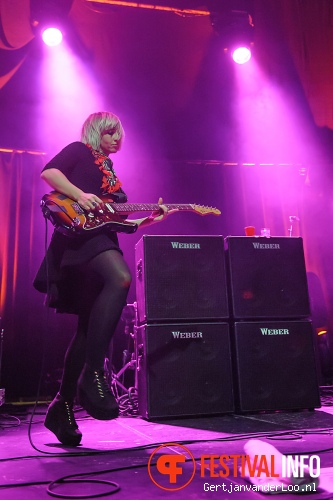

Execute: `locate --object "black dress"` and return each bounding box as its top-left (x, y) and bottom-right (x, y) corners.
top-left (33, 142), bottom-right (127, 314)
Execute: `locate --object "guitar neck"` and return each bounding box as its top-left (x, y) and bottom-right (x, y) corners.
top-left (110, 203), bottom-right (193, 214)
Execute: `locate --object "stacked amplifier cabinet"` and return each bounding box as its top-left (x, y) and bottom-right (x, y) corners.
top-left (225, 236), bottom-right (321, 412)
top-left (135, 235), bottom-right (234, 419)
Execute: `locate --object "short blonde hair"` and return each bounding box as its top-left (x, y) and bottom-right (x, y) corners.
top-left (81, 111), bottom-right (125, 150)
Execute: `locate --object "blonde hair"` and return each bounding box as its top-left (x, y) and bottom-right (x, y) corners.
top-left (81, 111), bottom-right (125, 150)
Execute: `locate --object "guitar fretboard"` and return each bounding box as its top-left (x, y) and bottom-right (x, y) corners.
top-left (109, 203), bottom-right (193, 213)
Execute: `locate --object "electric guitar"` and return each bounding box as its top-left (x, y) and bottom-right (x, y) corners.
top-left (41, 191), bottom-right (221, 236)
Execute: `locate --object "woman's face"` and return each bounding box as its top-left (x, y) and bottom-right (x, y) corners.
top-left (100, 129), bottom-right (122, 155)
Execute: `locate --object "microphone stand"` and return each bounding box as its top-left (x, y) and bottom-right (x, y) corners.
top-left (288, 216), bottom-right (300, 237)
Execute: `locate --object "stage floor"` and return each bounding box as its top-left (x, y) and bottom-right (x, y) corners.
top-left (1, 391), bottom-right (333, 499)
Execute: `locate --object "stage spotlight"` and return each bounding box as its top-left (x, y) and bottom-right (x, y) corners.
top-left (210, 7), bottom-right (254, 64)
top-left (232, 46), bottom-right (251, 64)
top-left (30, 0), bottom-right (74, 46)
top-left (41, 27), bottom-right (63, 47)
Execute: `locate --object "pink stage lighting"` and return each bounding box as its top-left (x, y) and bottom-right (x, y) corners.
top-left (232, 47), bottom-right (252, 64)
top-left (41, 27), bottom-right (63, 47)
top-left (211, 9), bottom-right (254, 64)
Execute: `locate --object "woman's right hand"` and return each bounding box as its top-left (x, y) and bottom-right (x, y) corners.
top-left (77, 192), bottom-right (103, 211)
top-left (41, 169), bottom-right (102, 211)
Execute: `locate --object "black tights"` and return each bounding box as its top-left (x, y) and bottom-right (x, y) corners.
top-left (59, 250), bottom-right (131, 401)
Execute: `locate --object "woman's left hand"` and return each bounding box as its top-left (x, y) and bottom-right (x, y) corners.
top-left (130, 198), bottom-right (171, 228)
top-left (149, 197), bottom-right (168, 222)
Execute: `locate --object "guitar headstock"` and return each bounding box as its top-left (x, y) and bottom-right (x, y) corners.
top-left (192, 205), bottom-right (221, 216)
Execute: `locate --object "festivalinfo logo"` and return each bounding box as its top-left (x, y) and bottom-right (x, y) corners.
top-left (147, 442), bottom-right (320, 493)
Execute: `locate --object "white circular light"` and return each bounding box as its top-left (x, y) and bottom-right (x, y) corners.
top-left (42, 28), bottom-right (63, 47)
top-left (232, 47), bottom-right (251, 64)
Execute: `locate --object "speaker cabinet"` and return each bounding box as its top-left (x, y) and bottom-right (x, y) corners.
top-left (232, 320), bottom-right (321, 412)
top-left (225, 237), bottom-right (310, 319)
top-left (136, 322), bottom-right (234, 419)
top-left (135, 235), bottom-right (228, 324)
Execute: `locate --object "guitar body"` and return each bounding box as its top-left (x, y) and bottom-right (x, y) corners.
top-left (41, 192), bottom-right (138, 236)
top-left (41, 191), bottom-right (221, 236)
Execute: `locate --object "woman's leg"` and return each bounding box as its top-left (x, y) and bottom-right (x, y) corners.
top-left (60, 248), bottom-right (131, 396)
top-left (83, 249), bottom-right (132, 369)
top-left (59, 311), bottom-right (89, 401)
top-left (45, 304), bottom-right (91, 446)
top-left (77, 249), bottom-right (132, 420)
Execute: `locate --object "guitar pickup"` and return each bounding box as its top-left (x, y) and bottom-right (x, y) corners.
top-left (105, 203), bottom-right (115, 213)
top-left (71, 202), bottom-right (85, 215)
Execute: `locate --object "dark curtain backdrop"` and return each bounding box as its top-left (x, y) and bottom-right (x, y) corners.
top-left (0, 152), bottom-right (78, 399)
top-left (1, 0), bottom-right (333, 398)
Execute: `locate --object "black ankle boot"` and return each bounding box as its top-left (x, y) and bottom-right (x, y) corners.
top-left (44, 393), bottom-right (82, 446)
top-left (77, 364), bottom-right (119, 420)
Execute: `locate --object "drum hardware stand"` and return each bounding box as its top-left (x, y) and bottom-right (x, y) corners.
top-left (108, 303), bottom-right (139, 399)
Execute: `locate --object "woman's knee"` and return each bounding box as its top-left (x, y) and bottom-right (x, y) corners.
top-left (104, 266), bottom-right (132, 290)
top-left (87, 250), bottom-right (132, 289)
top-left (117, 268), bottom-right (132, 289)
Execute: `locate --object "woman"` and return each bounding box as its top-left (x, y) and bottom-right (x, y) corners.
top-left (33, 111), bottom-right (168, 446)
